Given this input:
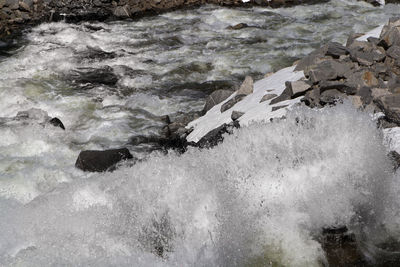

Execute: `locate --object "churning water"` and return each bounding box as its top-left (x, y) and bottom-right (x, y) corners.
top-left (1, 0), bottom-right (400, 266)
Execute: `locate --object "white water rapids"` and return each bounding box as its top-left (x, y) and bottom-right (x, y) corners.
top-left (1, 1), bottom-right (400, 266)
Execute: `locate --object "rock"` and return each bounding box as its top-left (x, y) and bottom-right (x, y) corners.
top-left (349, 50), bottom-right (376, 66)
top-left (68, 66), bottom-right (118, 86)
top-left (272, 105), bottom-right (288, 112)
top-left (19, 0), bottom-right (33, 12)
top-left (113, 5), bottom-right (130, 18)
top-left (375, 93), bottom-right (400, 125)
top-left (220, 94), bottom-right (246, 113)
top-left (321, 226), bottom-right (366, 266)
top-left (326, 42), bottom-right (349, 59)
top-left (346, 69), bottom-right (379, 89)
top-left (49, 117), bottom-right (65, 130)
top-left (294, 46), bottom-right (328, 72)
top-left (237, 76), bottom-right (253, 95)
top-left (346, 33), bottom-right (364, 48)
top-left (320, 89), bottom-right (345, 105)
top-left (357, 86), bottom-right (372, 104)
top-left (285, 80), bottom-right (312, 98)
top-left (318, 80), bottom-right (358, 95)
top-left (231, 110), bottom-right (244, 121)
top-left (371, 88), bottom-right (390, 100)
top-left (308, 60), bottom-right (351, 83)
top-left (75, 148), bottom-right (133, 172)
top-left (388, 150), bottom-right (400, 170)
top-left (203, 89), bottom-right (233, 114)
top-left (387, 45), bottom-right (400, 60)
top-left (379, 26), bottom-right (400, 49)
top-left (348, 95), bottom-right (363, 109)
top-left (195, 122), bottom-right (239, 149)
top-left (302, 87), bottom-right (321, 108)
top-left (259, 93), bottom-right (278, 103)
top-left (226, 23), bottom-right (248, 30)
top-left (360, 0), bottom-right (383, 6)
top-left (270, 88), bottom-right (291, 105)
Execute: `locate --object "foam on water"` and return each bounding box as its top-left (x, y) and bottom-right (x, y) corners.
top-left (1, 104), bottom-right (400, 266)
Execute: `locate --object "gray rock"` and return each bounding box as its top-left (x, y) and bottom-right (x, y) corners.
top-left (75, 148), bottom-right (134, 172)
top-left (346, 33), bottom-right (364, 48)
top-left (320, 89), bottom-right (345, 104)
top-left (260, 93), bottom-right (278, 103)
top-left (319, 80), bottom-right (358, 95)
top-left (285, 80), bottom-right (312, 98)
top-left (113, 5), bottom-right (130, 18)
top-left (388, 150), bottom-right (400, 170)
top-left (294, 46), bottom-right (328, 72)
top-left (379, 26), bottom-right (400, 49)
top-left (357, 86), bottom-right (372, 104)
top-left (220, 94), bottom-right (246, 113)
top-left (237, 76), bottom-right (253, 95)
top-left (387, 45), bottom-right (400, 60)
top-left (231, 110), bottom-right (244, 121)
top-left (226, 23), bottom-right (248, 30)
top-left (346, 69), bottom-right (379, 89)
top-left (302, 87), bottom-right (321, 108)
top-left (272, 105), bottom-right (289, 112)
top-left (375, 93), bottom-right (400, 125)
top-left (269, 88), bottom-right (291, 105)
top-left (196, 122), bottom-right (239, 149)
top-left (203, 89), bottom-right (233, 114)
top-left (326, 42), bottom-right (348, 59)
top-left (308, 60), bottom-right (351, 83)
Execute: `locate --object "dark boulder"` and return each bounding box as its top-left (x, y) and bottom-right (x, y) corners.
top-left (49, 117), bottom-right (65, 130)
top-left (318, 80), bottom-right (358, 95)
top-left (386, 45), bottom-right (400, 60)
top-left (196, 121), bottom-right (239, 149)
top-left (68, 66), bottom-right (118, 87)
top-left (75, 148), bottom-right (133, 172)
top-left (375, 93), bottom-right (400, 125)
top-left (308, 60), bottom-right (351, 83)
top-left (231, 110), bottom-right (244, 121)
top-left (270, 88), bottom-right (291, 105)
top-left (326, 42), bottom-right (349, 59)
top-left (388, 150), bottom-right (400, 170)
top-left (285, 80), bottom-right (312, 98)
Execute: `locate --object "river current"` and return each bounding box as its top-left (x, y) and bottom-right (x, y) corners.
top-left (1, 1), bottom-right (400, 266)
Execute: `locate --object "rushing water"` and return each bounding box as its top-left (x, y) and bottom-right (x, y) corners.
top-left (1, 0), bottom-right (400, 266)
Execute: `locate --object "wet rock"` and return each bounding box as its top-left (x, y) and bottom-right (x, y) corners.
top-left (196, 121), bottom-right (239, 149)
top-left (321, 226), bottom-right (366, 266)
top-left (357, 86), bottom-right (372, 104)
top-left (285, 80), bottom-right (312, 98)
top-left (203, 89), bottom-right (233, 114)
top-left (302, 87), bottom-right (321, 108)
top-left (318, 80), bottom-right (358, 95)
top-left (260, 93), bottom-right (278, 103)
top-left (320, 89), bottom-right (345, 105)
top-left (75, 148), bottom-right (134, 172)
top-left (220, 94), bottom-right (246, 113)
top-left (231, 110), bottom-right (244, 121)
top-left (375, 93), bottom-right (400, 125)
top-left (79, 46), bottom-right (117, 61)
top-left (49, 117), bottom-right (65, 130)
top-left (388, 150), bottom-right (400, 170)
top-left (113, 5), bottom-right (130, 18)
top-left (237, 76), bottom-right (254, 95)
top-left (68, 66), bottom-right (118, 86)
top-left (270, 88), bottom-right (291, 105)
top-left (226, 23), bottom-right (248, 30)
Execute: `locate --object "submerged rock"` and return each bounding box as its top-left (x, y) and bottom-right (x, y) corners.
top-left (49, 117), bottom-right (65, 130)
top-left (75, 148), bottom-right (134, 172)
top-left (68, 66), bottom-right (118, 87)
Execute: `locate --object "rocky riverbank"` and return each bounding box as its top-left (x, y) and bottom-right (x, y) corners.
top-left (0, 0), bottom-right (331, 40)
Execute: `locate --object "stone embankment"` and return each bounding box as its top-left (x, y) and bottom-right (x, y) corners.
top-left (0, 0), bottom-right (326, 39)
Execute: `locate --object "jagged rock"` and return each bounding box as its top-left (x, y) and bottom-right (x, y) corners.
top-left (220, 94), bottom-right (246, 113)
top-left (237, 76), bottom-right (253, 95)
top-left (326, 42), bottom-right (349, 59)
top-left (375, 93), bottom-right (400, 125)
top-left (231, 110), bottom-right (244, 121)
top-left (346, 69), bottom-right (379, 89)
top-left (285, 80), bottom-right (312, 98)
top-left (387, 45), bottom-right (400, 60)
top-left (379, 26), bottom-right (400, 49)
top-left (302, 87), bottom-right (321, 108)
top-left (308, 60), bottom-right (351, 83)
top-left (260, 93), bottom-right (278, 103)
top-left (357, 86), bottom-right (372, 104)
top-left (75, 148), bottom-right (134, 172)
top-left (226, 23), bottom-right (248, 30)
top-left (270, 88), bottom-right (291, 105)
top-left (196, 121), bottom-right (239, 149)
top-left (203, 89), bottom-right (233, 114)
top-left (346, 33), bottom-right (364, 48)
top-left (49, 117), bottom-right (65, 130)
top-left (113, 5), bottom-right (130, 18)
top-left (294, 46), bottom-right (328, 72)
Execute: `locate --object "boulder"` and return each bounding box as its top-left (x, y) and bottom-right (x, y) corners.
top-left (285, 80), bottom-right (312, 98)
top-left (68, 66), bottom-right (118, 86)
top-left (379, 26), bottom-right (400, 49)
top-left (320, 89), bottom-right (345, 105)
top-left (49, 117), bottom-right (65, 130)
top-left (270, 88), bottom-right (291, 105)
top-left (220, 94), bottom-right (246, 113)
top-left (113, 5), bottom-right (130, 18)
top-left (203, 89), bottom-right (233, 114)
top-left (318, 80), bottom-right (358, 95)
top-left (375, 93), bottom-right (400, 125)
top-left (231, 110), bottom-right (244, 121)
top-left (326, 42), bottom-right (349, 59)
top-left (302, 87), bottom-right (321, 108)
top-left (308, 60), bottom-right (351, 83)
top-left (387, 45), bottom-right (400, 60)
top-left (237, 76), bottom-right (253, 95)
top-left (196, 122), bottom-right (239, 149)
top-left (75, 148), bottom-right (134, 172)
top-left (388, 150), bottom-right (400, 170)
top-left (259, 93), bottom-right (278, 103)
